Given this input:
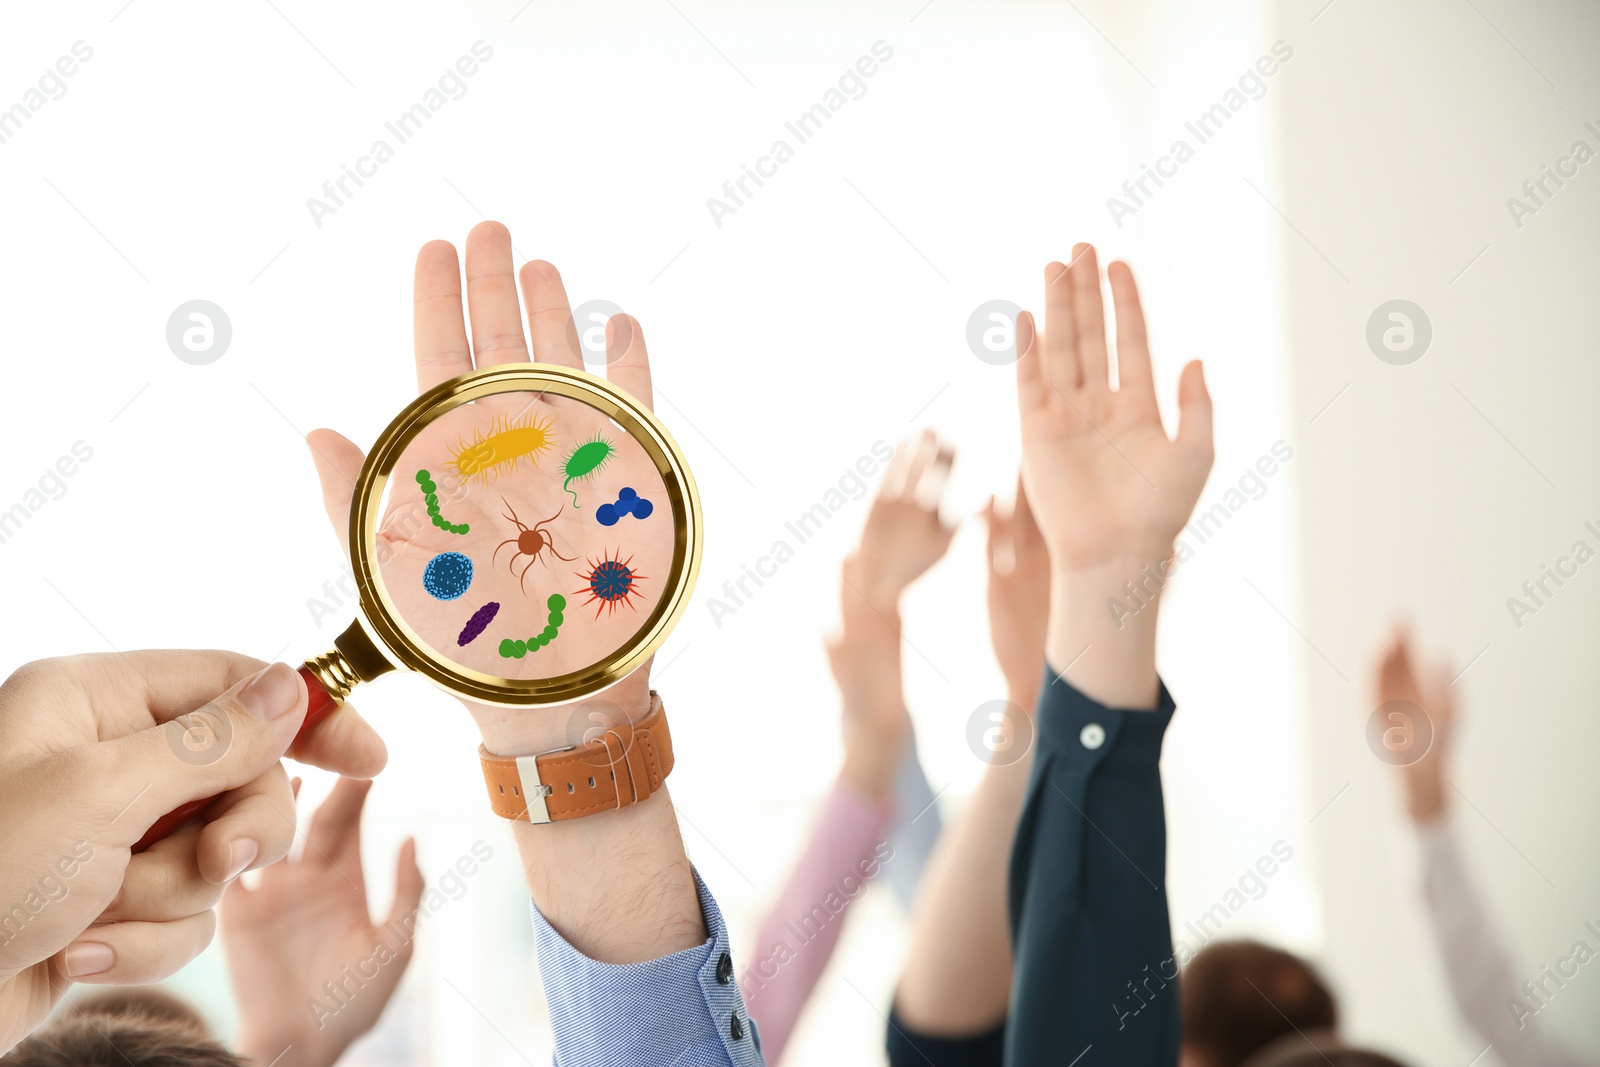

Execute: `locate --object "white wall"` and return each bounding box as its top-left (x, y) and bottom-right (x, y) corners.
top-left (1272, 0), bottom-right (1600, 1062)
top-left (8, 1), bottom-right (1587, 1065)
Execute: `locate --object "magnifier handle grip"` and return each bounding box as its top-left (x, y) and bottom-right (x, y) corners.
top-left (132, 666), bottom-right (341, 853)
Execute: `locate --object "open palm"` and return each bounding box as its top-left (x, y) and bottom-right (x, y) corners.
top-left (222, 778), bottom-right (424, 1067)
top-left (1015, 247), bottom-right (1213, 569)
top-left (306, 224), bottom-right (660, 721)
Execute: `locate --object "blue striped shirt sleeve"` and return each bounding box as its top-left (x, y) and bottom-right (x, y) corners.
top-left (531, 871), bottom-right (766, 1066)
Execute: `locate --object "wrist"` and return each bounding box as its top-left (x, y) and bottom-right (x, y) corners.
top-left (841, 560), bottom-right (905, 617)
top-left (471, 676), bottom-right (653, 756)
top-left (1046, 556), bottom-right (1169, 710)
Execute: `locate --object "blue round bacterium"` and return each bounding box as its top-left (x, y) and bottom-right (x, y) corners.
top-left (633, 498), bottom-right (654, 519)
top-left (595, 502), bottom-right (620, 527)
top-left (617, 487), bottom-right (638, 502)
top-left (422, 552), bottom-right (474, 601)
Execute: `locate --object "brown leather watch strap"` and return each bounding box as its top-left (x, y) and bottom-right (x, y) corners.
top-left (478, 692), bottom-right (674, 823)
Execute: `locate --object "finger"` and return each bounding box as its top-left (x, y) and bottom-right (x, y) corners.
top-left (23, 650), bottom-right (265, 728)
top-left (880, 437), bottom-right (915, 499)
top-left (195, 763), bottom-right (296, 885)
top-left (464, 221), bottom-right (531, 367)
top-left (1108, 261), bottom-right (1158, 411)
top-left (384, 838), bottom-right (426, 934)
top-left (903, 429), bottom-right (939, 500)
top-left (983, 497), bottom-right (999, 568)
top-left (1015, 310), bottom-right (1044, 412)
top-left (1012, 471), bottom-right (1041, 544)
top-left (606, 314), bottom-right (653, 409)
top-left (100, 822), bottom-right (223, 923)
top-left (915, 444), bottom-right (955, 513)
top-left (1043, 261), bottom-right (1079, 392)
top-left (1175, 360), bottom-right (1214, 459)
top-left (57, 911), bottom-right (215, 984)
top-left (305, 776), bottom-right (374, 870)
top-left (1070, 244), bottom-right (1110, 390)
top-left (290, 700), bottom-right (388, 780)
top-left (305, 428), bottom-right (366, 558)
top-left (291, 776), bottom-right (303, 800)
top-left (414, 240), bottom-right (472, 392)
top-left (519, 260), bottom-right (583, 368)
top-left (98, 663), bottom-right (309, 836)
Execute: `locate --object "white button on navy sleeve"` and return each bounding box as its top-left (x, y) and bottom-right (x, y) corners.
top-left (1079, 723), bottom-right (1106, 750)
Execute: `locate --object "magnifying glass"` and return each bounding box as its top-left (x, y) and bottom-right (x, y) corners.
top-left (137, 363), bottom-right (702, 849)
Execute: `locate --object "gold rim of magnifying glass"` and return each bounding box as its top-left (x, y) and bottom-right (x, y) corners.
top-left (344, 364), bottom-right (702, 707)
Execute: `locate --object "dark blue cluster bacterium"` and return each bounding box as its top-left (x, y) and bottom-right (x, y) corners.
top-left (596, 487), bottom-right (654, 527)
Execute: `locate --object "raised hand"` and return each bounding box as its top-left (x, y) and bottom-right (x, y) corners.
top-left (1015, 246), bottom-right (1213, 570)
top-left (984, 475), bottom-right (1051, 704)
top-left (304, 223), bottom-right (660, 750)
top-left (826, 431), bottom-right (953, 796)
top-left (842, 429), bottom-right (956, 612)
top-left (222, 778), bottom-right (426, 1067)
top-left (1371, 625), bottom-right (1456, 823)
top-left (1013, 245), bottom-right (1214, 706)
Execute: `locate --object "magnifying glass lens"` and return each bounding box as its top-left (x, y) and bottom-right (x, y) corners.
top-left (373, 388), bottom-right (676, 687)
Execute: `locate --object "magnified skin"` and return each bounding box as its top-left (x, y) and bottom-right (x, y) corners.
top-left (377, 390), bottom-right (674, 681)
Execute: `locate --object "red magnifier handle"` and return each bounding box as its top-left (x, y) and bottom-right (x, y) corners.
top-left (131, 665), bottom-right (342, 853)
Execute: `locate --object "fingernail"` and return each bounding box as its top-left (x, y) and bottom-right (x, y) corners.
top-left (225, 839), bottom-right (259, 882)
top-left (64, 941), bottom-right (115, 977)
top-left (237, 663), bottom-right (301, 721)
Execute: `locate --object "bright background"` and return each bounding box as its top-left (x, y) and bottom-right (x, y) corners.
top-left (0, 1), bottom-right (1594, 1064)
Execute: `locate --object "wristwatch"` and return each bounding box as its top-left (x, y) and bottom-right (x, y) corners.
top-left (478, 691), bottom-right (674, 823)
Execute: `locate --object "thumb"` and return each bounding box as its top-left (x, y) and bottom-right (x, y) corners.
top-left (96, 663), bottom-right (309, 842)
top-left (1175, 360), bottom-right (1213, 458)
top-left (306, 428), bottom-right (366, 557)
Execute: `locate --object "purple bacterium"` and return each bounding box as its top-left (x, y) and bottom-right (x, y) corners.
top-left (457, 601), bottom-right (501, 646)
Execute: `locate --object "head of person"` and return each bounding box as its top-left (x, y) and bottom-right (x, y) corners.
top-left (1179, 939), bottom-right (1339, 1067)
top-left (1239, 1030), bottom-right (1414, 1067)
top-left (0, 988), bottom-right (246, 1067)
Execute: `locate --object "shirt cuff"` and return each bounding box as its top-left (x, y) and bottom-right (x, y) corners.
top-left (531, 870), bottom-right (763, 1067)
top-left (1034, 663), bottom-right (1176, 768)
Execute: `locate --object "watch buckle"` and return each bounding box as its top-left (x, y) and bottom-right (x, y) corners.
top-left (514, 750), bottom-right (565, 824)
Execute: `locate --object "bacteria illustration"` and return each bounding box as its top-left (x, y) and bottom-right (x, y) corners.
top-left (457, 601), bottom-right (501, 647)
top-left (450, 412), bottom-right (555, 486)
top-left (493, 499), bottom-right (576, 595)
top-left (415, 469), bottom-right (468, 535)
top-left (560, 433), bottom-right (616, 507)
top-left (423, 552), bottom-right (474, 601)
top-left (596, 487), bottom-right (654, 527)
top-left (573, 549), bottom-right (648, 618)
top-left (498, 594), bottom-right (567, 659)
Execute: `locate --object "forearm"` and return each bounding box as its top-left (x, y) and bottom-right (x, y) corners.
top-left (477, 687), bottom-right (705, 964)
top-left (836, 592), bottom-right (910, 801)
top-left (743, 778), bottom-right (891, 1064)
top-left (894, 690), bottom-right (1033, 1036)
top-left (1004, 671), bottom-right (1178, 1067)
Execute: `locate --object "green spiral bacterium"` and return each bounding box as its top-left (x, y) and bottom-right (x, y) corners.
top-left (560, 434), bottom-right (616, 507)
top-left (498, 594), bottom-right (567, 658)
top-left (416, 469), bottom-right (469, 535)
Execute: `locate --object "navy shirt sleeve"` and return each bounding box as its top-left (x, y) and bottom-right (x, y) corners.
top-left (1004, 666), bottom-right (1180, 1067)
top-left (885, 1003), bottom-right (1004, 1067)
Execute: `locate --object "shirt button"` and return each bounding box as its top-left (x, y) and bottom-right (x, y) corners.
top-left (1080, 723), bottom-right (1106, 750)
top-left (730, 1013), bottom-right (745, 1040)
top-left (716, 951), bottom-right (733, 985)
